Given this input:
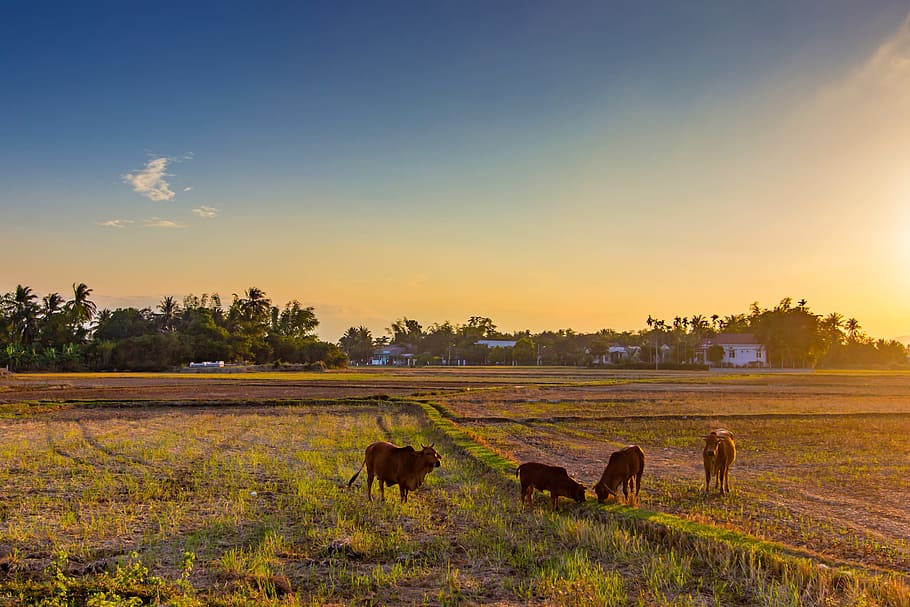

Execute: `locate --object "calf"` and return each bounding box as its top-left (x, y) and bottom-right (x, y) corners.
top-left (703, 429), bottom-right (736, 494)
top-left (348, 441), bottom-right (442, 503)
top-left (516, 462), bottom-right (586, 510)
top-left (593, 445), bottom-right (645, 504)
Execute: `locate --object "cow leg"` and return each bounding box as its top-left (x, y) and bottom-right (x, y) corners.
top-left (521, 484), bottom-right (532, 507)
top-left (704, 466), bottom-right (711, 494)
top-left (378, 477), bottom-right (386, 501)
top-left (367, 471), bottom-right (374, 502)
top-left (551, 492), bottom-right (558, 510)
top-left (400, 486), bottom-right (408, 503)
top-left (622, 478), bottom-right (630, 503)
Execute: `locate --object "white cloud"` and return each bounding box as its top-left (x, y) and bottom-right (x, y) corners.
top-left (192, 205), bottom-right (219, 218)
top-left (143, 217), bottom-right (186, 228)
top-left (183, 186), bottom-right (193, 192)
top-left (98, 219), bottom-right (134, 228)
top-left (122, 156), bottom-right (176, 202)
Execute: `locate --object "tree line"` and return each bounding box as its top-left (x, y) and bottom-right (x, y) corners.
top-left (2, 286), bottom-right (907, 371)
top-left (338, 298), bottom-right (908, 369)
top-left (1, 284), bottom-right (345, 371)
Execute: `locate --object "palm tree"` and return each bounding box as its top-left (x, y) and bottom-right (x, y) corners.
top-left (41, 292), bottom-right (64, 318)
top-left (845, 317), bottom-right (862, 342)
top-left (821, 313), bottom-right (845, 346)
top-left (67, 282), bottom-right (97, 341)
top-left (339, 325), bottom-right (374, 365)
top-left (6, 285), bottom-right (39, 345)
top-left (158, 296), bottom-right (180, 332)
top-left (239, 287), bottom-right (271, 324)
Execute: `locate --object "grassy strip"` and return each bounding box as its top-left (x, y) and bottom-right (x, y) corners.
top-left (409, 397), bottom-right (910, 607)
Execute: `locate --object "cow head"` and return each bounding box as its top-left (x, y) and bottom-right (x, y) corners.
top-left (570, 480), bottom-right (586, 503)
top-left (419, 444), bottom-right (442, 468)
top-left (703, 433), bottom-right (721, 459)
top-left (593, 480), bottom-right (617, 503)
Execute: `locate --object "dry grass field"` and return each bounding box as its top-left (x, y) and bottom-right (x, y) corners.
top-left (0, 368), bottom-right (907, 606)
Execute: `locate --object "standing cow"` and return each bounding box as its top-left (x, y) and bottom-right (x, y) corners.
top-left (348, 441), bottom-right (442, 503)
top-left (593, 445), bottom-right (645, 504)
top-left (516, 462), bottom-right (586, 510)
top-left (703, 429), bottom-right (736, 494)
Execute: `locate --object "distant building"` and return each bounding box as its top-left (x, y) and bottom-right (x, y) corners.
top-left (696, 334), bottom-right (766, 368)
top-left (589, 345), bottom-right (642, 365)
top-left (189, 361), bottom-right (224, 368)
top-left (475, 339), bottom-right (517, 348)
top-left (371, 345), bottom-right (415, 366)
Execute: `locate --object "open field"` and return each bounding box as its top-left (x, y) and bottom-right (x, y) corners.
top-left (0, 368), bottom-right (908, 605)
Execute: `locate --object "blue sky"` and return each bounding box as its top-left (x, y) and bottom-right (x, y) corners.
top-left (3, 2), bottom-right (909, 340)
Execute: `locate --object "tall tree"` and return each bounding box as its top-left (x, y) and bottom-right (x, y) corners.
top-left (67, 282), bottom-right (97, 341)
top-left (389, 317), bottom-right (424, 350)
top-left (339, 326), bottom-right (374, 365)
top-left (845, 318), bottom-right (863, 343)
top-left (272, 300), bottom-right (319, 338)
top-left (158, 296), bottom-right (180, 333)
top-left (5, 285), bottom-right (40, 345)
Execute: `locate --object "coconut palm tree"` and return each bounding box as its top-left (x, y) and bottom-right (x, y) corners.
top-left (339, 325), bottom-right (374, 365)
top-left (820, 313), bottom-right (845, 346)
top-left (845, 317), bottom-right (862, 342)
top-left (41, 292), bottom-right (64, 317)
top-left (67, 282), bottom-right (97, 341)
top-left (157, 296), bottom-right (180, 333)
top-left (238, 287), bottom-right (271, 325)
top-left (5, 285), bottom-right (40, 345)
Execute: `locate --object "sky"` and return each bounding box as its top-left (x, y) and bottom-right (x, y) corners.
top-left (2, 1), bottom-right (910, 342)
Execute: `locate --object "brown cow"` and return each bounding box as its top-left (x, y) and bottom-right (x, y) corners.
top-left (516, 462), bottom-right (586, 510)
top-left (593, 445), bottom-right (645, 504)
top-left (348, 441), bottom-right (442, 503)
top-left (703, 429), bottom-right (736, 494)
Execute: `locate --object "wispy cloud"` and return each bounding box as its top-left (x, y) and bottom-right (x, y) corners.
top-left (862, 12), bottom-right (910, 89)
top-left (143, 217), bottom-right (186, 229)
top-left (192, 205), bottom-right (220, 218)
top-left (183, 186), bottom-right (193, 192)
top-left (122, 157), bottom-right (176, 202)
top-left (98, 219), bottom-right (134, 228)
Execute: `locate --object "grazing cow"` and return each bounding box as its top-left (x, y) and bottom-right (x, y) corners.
top-left (348, 441), bottom-right (442, 503)
top-left (703, 429), bottom-right (736, 494)
top-left (516, 462), bottom-right (586, 510)
top-left (593, 445), bottom-right (645, 504)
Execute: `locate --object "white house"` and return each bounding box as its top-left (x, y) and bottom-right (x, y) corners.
top-left (371, 345), bottom-right (415, 366)
top-left (475, 339), bottom-right (518, 348)
top-left (696, 333), bottom-right (767, 368)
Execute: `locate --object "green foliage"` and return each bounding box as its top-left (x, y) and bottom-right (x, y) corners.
top-left (338, 326), bottom-right (374, 365)
top-left (707, 344), bottom-right (725, 364)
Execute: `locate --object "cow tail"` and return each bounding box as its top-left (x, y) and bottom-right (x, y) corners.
top-left (348, 461), bottom-right (365, 487)
top-left (515, 463), bottom-right (523, 477)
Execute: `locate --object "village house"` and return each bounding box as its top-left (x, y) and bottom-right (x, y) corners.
top-left (475, 339), bottom-right (517, 348)
top-left (695, 333), bottom-right (767, 368)
top-left (588, 345), bottom-right (645, 365)
top-left (371, 345), bottom-right (415, 366)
